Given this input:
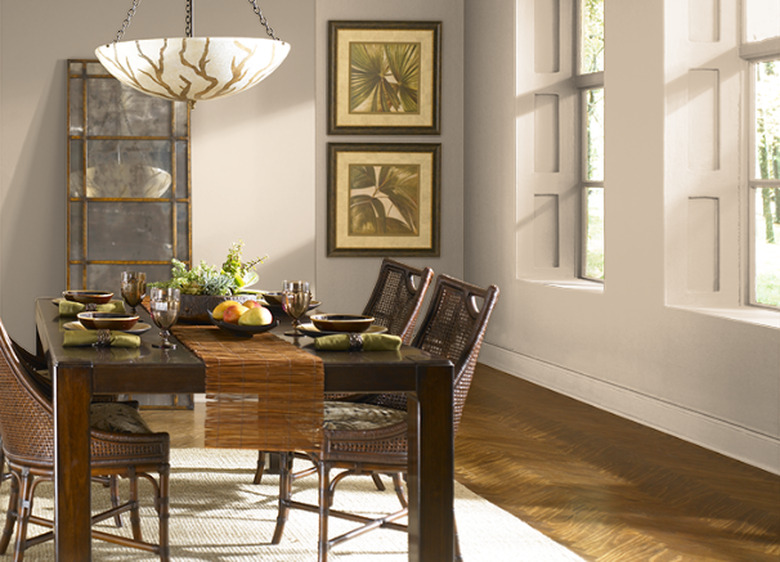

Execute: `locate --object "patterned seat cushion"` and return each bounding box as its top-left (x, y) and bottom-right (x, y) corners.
top-left (90, 402), bottom-right (153, 434)
top-left (323, 401), bottom-right (407, 432)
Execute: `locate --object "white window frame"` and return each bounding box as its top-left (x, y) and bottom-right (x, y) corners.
top-left (576, 0), bottom-right (605, 282)
top-left (742, 24), bottom-right (780, 309)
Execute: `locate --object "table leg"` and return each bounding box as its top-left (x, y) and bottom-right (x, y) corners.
top-left (407, 363), bottom-right (454, 562)
top-left (53, 364), bottom-right (92, 560)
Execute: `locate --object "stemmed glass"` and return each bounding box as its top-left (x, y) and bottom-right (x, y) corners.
top-left (120, 271), bottom-right (146, 314)
top-left (282, 280), bottom-right (311, 337)
top-left (149, 287), bottom-right (180, 349)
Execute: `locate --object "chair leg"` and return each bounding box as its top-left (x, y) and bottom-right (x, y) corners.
top-left (391, 473), bottom-right (407, 508)
top-left (253, 451), bottom-right (265, 484)
top-left (0, 476), bottom-right (19, 554)
top-left (271, 452), bottom-right (294, 545)
top-left (109, 475), bottom-right (122, 527)
top-left (370, 473), bottom-right (386, 491)
top-left (13, 469), bottom-right (33, 561)
top-left (158, 464), bottom-right (170, 562)
top-left (317, 461), bottom-right (330, 562)
top-left (128, 468), bottom-right (142, 542)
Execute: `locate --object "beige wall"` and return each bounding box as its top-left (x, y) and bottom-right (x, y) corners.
top-left (465, 0), bottom-right (779, 474)
top-left (0, 0), bottom-right (464, 347)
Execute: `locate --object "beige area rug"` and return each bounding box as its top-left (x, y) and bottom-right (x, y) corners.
top-left (0, 448), bottom-right (584, 561)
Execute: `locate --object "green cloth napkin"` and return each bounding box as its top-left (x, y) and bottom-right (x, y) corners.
top-left (58, 300), bottom-right (127, 317)
top-left (63, 330), bottom-right (141, 348)
top-left (314, 333), bottom-right (402, 352)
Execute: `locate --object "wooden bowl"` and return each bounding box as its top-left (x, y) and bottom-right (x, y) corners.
top-left (310, 314), bottom-right (374, 333)
top-left (261, 291), bottom-right (285, 306)
top-left (77, 312), bottom-right (139, 331)
top-left (63, 290), bottom-right (114, 304)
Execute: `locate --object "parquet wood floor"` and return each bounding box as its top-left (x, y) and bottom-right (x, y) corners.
top-left (454, 365), bottom-right (780, 561)
top-left (142, 363), bottom-right (780, 561)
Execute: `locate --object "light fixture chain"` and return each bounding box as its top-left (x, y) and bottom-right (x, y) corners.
top-left (113, 0), bottom-right (143, 43)
top-left (248, 0), bottom-right (280, 41)
top-left (185, 0), bottom-right (193, 37)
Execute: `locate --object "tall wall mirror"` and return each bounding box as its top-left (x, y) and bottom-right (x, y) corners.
top-left (66, 59), bottom-right (193, 409)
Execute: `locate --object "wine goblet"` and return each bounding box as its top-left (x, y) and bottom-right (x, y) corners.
top-left (282, 280), bottom-right (312, 337)
top-left (149, 287), bottom-right (180, 349)
top-left (120, 271), bottom-right (146, 314)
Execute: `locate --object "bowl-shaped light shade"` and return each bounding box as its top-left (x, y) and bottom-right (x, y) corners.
top-left (95, 37), bottom-right (290, 103)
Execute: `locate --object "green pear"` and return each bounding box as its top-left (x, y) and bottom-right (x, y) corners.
top-left (238, 306), bottom-right (273, 326)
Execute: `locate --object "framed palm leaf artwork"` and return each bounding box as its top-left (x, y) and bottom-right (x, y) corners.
top-left (328, 21), bottom-right (441, 134)
top-left (328, 143), bottom-right (441, 256)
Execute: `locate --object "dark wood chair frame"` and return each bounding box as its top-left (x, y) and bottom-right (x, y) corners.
top-left (270, 274), bottom-right (499, 561)
top-left (252, 258), bottom-right (434, 485)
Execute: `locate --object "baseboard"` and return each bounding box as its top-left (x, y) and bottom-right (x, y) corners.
top-left (480, 343), bottom-right (780, 476)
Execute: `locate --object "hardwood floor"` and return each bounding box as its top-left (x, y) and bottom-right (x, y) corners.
top-left (142, 364), bottom-right (780, 561)
top-left (454, 365), bottom-right (780, 561)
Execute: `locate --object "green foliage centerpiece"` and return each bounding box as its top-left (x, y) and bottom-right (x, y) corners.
top-left (154, 242), bottom-right (266, 323)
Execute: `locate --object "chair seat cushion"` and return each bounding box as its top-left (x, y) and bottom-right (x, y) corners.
top-left (89, 402), bottom-right (153, 434)
top-left (323, 401), bottom-right (407, 431)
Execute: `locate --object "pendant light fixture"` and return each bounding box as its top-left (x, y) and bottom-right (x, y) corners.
top-left (95, 0), bottom-right (290, 105)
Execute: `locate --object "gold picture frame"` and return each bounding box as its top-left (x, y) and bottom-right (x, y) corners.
top-left (328, 21), bottom-right (441, 135)
top-left (328, 143), bottom-right (441, 256)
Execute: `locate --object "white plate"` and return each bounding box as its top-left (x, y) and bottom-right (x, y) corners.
top-left (296, 323), bottom-right (388, 338)
top-left (63, 321), bottom-right (152, 335)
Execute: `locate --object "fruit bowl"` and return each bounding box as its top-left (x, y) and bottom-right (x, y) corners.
top-left (207, 310), bottom-right (278, 338)
top-left (77, 312), bottom-right (139, 331)
top-left (310, 314), bottom-right (375, 333)
top-left (63, 290), bottom-right (115, 304)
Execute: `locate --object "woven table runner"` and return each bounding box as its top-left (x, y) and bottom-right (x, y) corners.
top-left (172, 326), bottom-right (323, 452)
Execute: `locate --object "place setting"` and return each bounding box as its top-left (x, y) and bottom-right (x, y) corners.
top-left (259, 280), bottom-right (401, 351)
top-left (59, 271), bottom-right (157, 348)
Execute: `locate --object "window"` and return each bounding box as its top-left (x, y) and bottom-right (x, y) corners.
top-left (743, 1), bottom-right (780, 309)
top-left (578, 0), bottom-right (605, 281)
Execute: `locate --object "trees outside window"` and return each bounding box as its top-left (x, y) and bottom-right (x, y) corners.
top-left (751, 59), bottom-right (780, 307)
top-left (579, 0), bottom-right (605, 281)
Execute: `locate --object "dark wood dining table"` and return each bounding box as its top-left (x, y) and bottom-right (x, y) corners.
top-left (34, 298), bottom-right (455, 561)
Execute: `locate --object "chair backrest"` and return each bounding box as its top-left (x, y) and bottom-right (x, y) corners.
top-left (412, 275), bottom-right (499, 434)
top-left (362, 259), bottom-right (434, 345)
top-left (0, 318), bottom-right (56, 465)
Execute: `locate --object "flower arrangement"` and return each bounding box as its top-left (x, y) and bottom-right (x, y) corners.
top-left (155, 241), bottom-right (266, 296)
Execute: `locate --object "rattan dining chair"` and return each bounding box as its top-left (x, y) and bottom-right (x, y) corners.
top-left (0, 318), bottom-right (171, 561)
top-left (2, 338), bottom-right (137, 528)
top-left (252, 258), bottom-right (434, 485)
top-left (270, 274), bottom-right (499, 562)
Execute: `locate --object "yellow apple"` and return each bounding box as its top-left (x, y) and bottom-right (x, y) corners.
top-left (212, 300), bottom-right (241, 321)
top-left (222, 304), bottom-right (249, 324)
top-left (243, 299), bottom-right (260, 309)
top-left (237, 306), bottom-right (273, 326)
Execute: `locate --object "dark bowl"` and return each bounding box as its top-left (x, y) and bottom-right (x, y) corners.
top-left (310, 314), bottom-right (374, 333)
top-left (77, 312), bottom-right (139, 331)
top-left (178, 293), bottom-right (258, 324)
top-left (207, 310), bottom-right (278, 337)
top-left (261, 291), bottom-right (285, 306)
top-left (63, 290), bottom-right (114, 304)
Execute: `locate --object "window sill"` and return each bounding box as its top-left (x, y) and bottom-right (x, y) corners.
top-left (525, 278), bottom-right (605, 293)
top-left (670, 304), bottom-right (780, 330)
